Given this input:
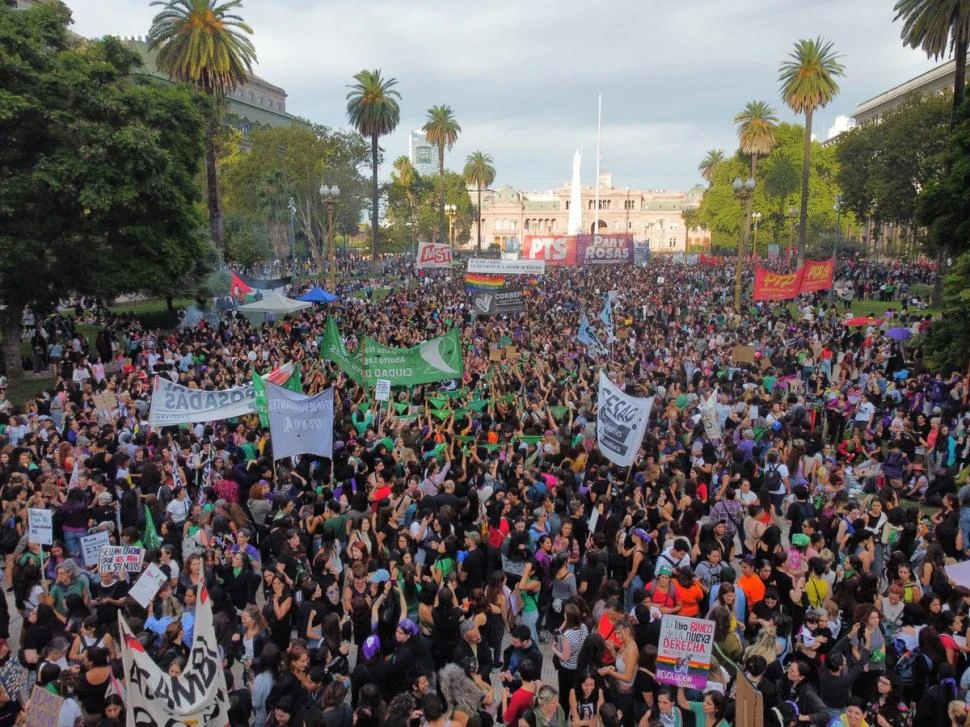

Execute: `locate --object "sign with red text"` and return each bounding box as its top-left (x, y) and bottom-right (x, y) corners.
top-left (656, 615), bottom-right (715, 690)
top-left (99, 545), bottom-right (144, 574)
top-left (577, 234), bottom-right (634, 265)
top-left (521, 236), bottom-right (578, 266)
top-left (753, 267), bottom-right (805, 301)
top-left (415, 241), bottom-right (453, 270)
top-left (799, 258), bottom-right (835, 293)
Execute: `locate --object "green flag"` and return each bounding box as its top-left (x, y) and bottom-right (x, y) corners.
top-left (453, 408), bottom-right (470, 420)
top-left (549, 406), bottom-right (569, 420)
top-left (144, 505), bottom-right (160, 551)
top-left (398, 415), bottom-right (417, 423)
top-left (428, 396), bottom-right (449, 409)
top-left (514, 435), bottom-right (544, 445)
top-left (320, 317), bottom-right (365, 385)
top-left (362, 328), bottom-right (464, 387)
top-left (469, 399), bottom-right (489, 412)
top-left (431, 409), bottom-right (452, 421)
top-left (498, 335), bottom-right (512, 347)
top-left (393, 402), bottom-right (411, 414)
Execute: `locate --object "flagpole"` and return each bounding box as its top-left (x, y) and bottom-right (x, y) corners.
top-left (594, 94), bottom-right (602, 237)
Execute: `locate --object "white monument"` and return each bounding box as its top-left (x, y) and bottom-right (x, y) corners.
top-left (567, 148), bottom-right (583, 235)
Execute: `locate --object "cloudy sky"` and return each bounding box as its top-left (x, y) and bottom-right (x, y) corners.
top-left (67, 0), bottom-right (941, 194)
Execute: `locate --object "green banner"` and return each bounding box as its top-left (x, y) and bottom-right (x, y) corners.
top-left (469, 399), bottom-right (490, 412)
top-left (431, 409), bottom-right (452, 421)
top-left (453, 408), bottom-right (470, 419)
top-left (252, 364), bottom-right (303, 427)
top-left (514, 435), bottom-right (544, 445)
top-left (320, 317), bottom-right (365, 385)
top-left (427, 396), bottom-right (449, 409)
top-left (549, 406), bottom-right (569, 420)
top-left (393, 402), bottom-right (411, 414)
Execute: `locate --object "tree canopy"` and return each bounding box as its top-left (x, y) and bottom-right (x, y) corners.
top-left (0, 3), bottom-right (211, 376)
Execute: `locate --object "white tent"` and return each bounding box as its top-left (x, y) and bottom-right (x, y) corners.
top-left (237, 289), bottom-right (311, 315)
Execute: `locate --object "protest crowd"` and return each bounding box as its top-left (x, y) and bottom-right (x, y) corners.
top-left (0, 252), bottom-right (969, 727)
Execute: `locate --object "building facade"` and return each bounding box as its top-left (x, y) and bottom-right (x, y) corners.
top-left (471, 173), bottom-right (709, 253)
top-left (852, 54), bottom-right (964, 126)
top-left (408, 130), bottom-right (439, 177)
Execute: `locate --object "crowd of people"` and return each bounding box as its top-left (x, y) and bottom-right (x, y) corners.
top-left (0, 256), bottom-right (967, 727)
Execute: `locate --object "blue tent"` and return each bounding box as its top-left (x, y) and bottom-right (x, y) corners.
top-left (297, 286), bottom-right (339, 303)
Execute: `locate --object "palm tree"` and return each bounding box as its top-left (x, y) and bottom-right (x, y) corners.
top-left (734, 101), bottom-right (778, 179)
top-left (463, 152), bottom-right (496, 252)
top-left (894, 0), bottom-right (970, 114)
top-left (779, 37), bottom-right (845, 265)
top-left (392, 155), bottom-right (419, 251)
top-left (346, 69), bottom-right (401, 262)
top-left (422, 105), bottom-right (461, 243)
top-left (149, 0), bottom-right (256, 254)
top-left (698, 149), bottom-right (726, 184)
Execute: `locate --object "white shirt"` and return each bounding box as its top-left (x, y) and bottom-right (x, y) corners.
top-left (166, 497), bottom-right (190, 523)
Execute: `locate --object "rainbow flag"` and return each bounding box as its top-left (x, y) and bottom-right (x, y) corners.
top-left (465, 273), bottom-right (504, 290)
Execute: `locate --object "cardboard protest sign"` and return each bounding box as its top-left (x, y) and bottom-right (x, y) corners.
top-left (99, 546), bottom-right (144, 574)
top-left (656, 615), bottom-right (715, 690)
top-left (80, 531), bottom-right (111, 567)
top-left (27, 509), bottom-right (52, 546)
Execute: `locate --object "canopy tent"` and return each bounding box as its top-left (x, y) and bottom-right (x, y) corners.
top-left (237, 289), bottom-right (311, 315)
top-left (297, 286), bottom-right (339, 303)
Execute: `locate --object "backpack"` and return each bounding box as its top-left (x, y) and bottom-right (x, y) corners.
top-left (893, 648), bottom-right (930, 688)
top-left (763, 463), bottom-right (783, 494)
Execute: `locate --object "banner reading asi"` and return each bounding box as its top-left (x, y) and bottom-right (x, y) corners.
top-left (415, 241), bottom-right (453, 270)
top-left (266, 382), bottom-right (334, 460)
top-left (148, 377), bottom-right (256, 426)
top-left (470, 288), bottom-right (524, 316)
top-left (120, 586), bottom-right (230, 727)
top-left (596, 372), bottom-right (653, 467)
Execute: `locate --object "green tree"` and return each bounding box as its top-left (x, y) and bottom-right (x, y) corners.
top-left (894, 0), bottom-right (970, 113)
top-left (422, 105), bottom-right (461, 243)
top-left (734, 101), bottom-right (778, 179)
top-left (346, 69), bottom-right (401, 263)
top-left (390, 156), bottom-right (420, 251)
top-left (148, 0), bottom-right (256, 254)
top-left (698, 149), bottom-right (726, 184)
top-left (779, 37), bottom-right (845, 265)
top-left (219, 124), bottom-right (369, 273)
top-left (925, 250), bottom-right (970, 371)
top-left (463, 151), bottom-right (496, 252)
top-left (0, 3), bottom-right (210, 377)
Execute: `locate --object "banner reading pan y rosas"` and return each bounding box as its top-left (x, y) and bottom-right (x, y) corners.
top-left (148, 377), bottom-right (257, 426)
top-left (577, 234), bottom-right (634, 265)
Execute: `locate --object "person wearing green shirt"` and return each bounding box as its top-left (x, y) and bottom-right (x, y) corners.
top-left (677, 687), bottom-right (730, 727)
top-left (49, 560), bottom-right (91, 618)
top-left (432, 536), bottom-right (457, 585)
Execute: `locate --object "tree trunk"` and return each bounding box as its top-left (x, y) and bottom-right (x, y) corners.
top-left (797, 108), bottom-right (813, 268)
top-left (954, 29), bottom-right (968, 115)
top-left (476, 184), bottom-right (483, 252)
top-left (370, 133), bottom-right (380, 265)
top-left (749, 155), bottom-right (758, 259)
top-left (438, 144), bottom-right (446, 244)
top-left (205, 105), bottom-right (224, 254)
top-left (1, 308), bottom-right (23, 380)
top-left (165, 296), bottom-right (174, 312)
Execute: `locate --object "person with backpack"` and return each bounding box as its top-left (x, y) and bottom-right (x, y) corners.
top-left (762, 451), bottom-right (790, 517)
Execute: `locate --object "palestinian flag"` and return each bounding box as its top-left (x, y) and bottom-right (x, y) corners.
top-left (464, 273), bottom-right (504, 291)
top-left (230, 272), bottom-right (254, 301)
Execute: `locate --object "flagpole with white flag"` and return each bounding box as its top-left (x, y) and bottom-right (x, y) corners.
top-left (593, 94), bottom-right (602, 238)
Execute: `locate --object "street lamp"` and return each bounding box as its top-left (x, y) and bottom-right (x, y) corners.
top-left (444, 204), bottom-right (457, 248)
top-left (833, 195), bottom-right (842, 300)
top-left (732, 177), bottom-right (756, 311)
top-left (287, 197), bottom-right (296, 278)
top-left (751, 211), bottom-right (762, 260)
top-left (319, 184), bottom-right (340, 292)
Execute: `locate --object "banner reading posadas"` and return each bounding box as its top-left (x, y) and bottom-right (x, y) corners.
top-left (799, 258), bottom-right (835, 293)
top-left (148, 377), bottom-right (257, 426)
top-left (753, 267), bottom-right (805, 301)
top-left (415, 241), bottom-right (453, 270)
top-left (119, 586), bottom-right (230, 727)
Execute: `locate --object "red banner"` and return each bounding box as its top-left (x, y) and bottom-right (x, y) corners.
top-left (799, 258), bottom-right (834, 293)
top-left (230, 273), bottom-right (253, 300)
top-left (521, 236), bottom-right (578, 266)
top-left (753, 267), bottom-right (804, 301)
top-left (699, 254), bottom-right (719, 265)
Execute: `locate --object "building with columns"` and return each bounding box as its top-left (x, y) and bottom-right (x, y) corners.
top-left (470, 173), bottom-right (709, 253)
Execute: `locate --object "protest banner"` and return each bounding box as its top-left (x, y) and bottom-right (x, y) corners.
top-left (596, 372), bottom-right (653, 467)
top-left (470, 288), bottom-right (524, 316)
top-left (27, 509), bottom-right (52, 546)
top-left (128, 563), bottom-right (168, 608)
top-left (99, 546), bottom-right (144, 574)
top-left (800, 257), bottom-right (835, 293)
top-left (120, 586), bottom-right (230, 727)
top-left (374, 379), bottom-right (391, 402)
top-left (521, 236), bottom-right (578, 266)
top-left (80, 530), bottom-right (111, 567)
top-left (252, 362), bottom-right (303, 427)
top-left (730, 345), bottom-right (757, 364)
top-left (266, 382), bottom-right (334, 460)
top-left (148, 377), bottom-right (257, 426)
top-left (416, 241), bottom-right (453, 270)
top-left (656, 615), bottom-right (716, 690)
top-left (26, 686), bottom-right (63, 727)
top-left (753, 266), bottom-right (804, 301)
top-left (466, 258), bottom-right (545, 275)
top-left (577, 234), bottom-right (634, 265)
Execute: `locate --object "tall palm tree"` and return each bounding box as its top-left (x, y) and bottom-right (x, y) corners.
top-left (392, 155), bottom-right (419, 251)
top-left (463, 151), bottom-right (496, 252)
top-left (149, 0), bottom-right (256, 254)
top-left (423, 105), bottom-right (461, 243)
top-left (894, 0), bottom-right (970, 114)
top-left (698, 149), bottom-right (726, 184)
top-left (346, 69), bottom-right (401, 262)
top-left (734, 101), bottom-right (778, 179)
top-left (779, 37), bottom-right (844, 265)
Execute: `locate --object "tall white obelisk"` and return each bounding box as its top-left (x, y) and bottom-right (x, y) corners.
top-left (567, 148), bottom-right (583, 235)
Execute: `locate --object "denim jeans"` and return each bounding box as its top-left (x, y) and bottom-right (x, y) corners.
top-left (626, 575), bottom-right (645, 611)
top-left (520, 609), bottom-right (539, 645)
top-left (63, 527), bottom-right (86, 559)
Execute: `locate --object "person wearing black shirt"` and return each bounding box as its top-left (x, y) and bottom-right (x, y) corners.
top-left (459, 532), bottom-right (487, 592)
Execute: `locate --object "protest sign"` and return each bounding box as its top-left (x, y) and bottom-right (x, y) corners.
top-left (26, 686), bottom-right (63, 727)
top-left (266, 382), bottom-right (334, 460)
top-left (128, 563), bottom-right (168, 608)
top-left (596, 372), bottom-right (653, 467)
top-left (80, 530), bottom-right (111, 567)
top-left (375, 379), bottom-right (391, 402)
top-left (470, 288), bottom-right (524, 316)
top-left (656, 615), bottom-right (715, 690)
top-left (466, 258), bottom-right (545, 275)
top-left (730, 345), bottom-right (757, 364)
top-left (577, 234), bottom-right (634, 265)
top-left (99, 546), bottom-right (144, 574)
top-left (415, 242), bottom-right (453, 270)
top-left (27, 509), bottom-right (52, 546)
top-left (148, 377), bottom-right (257, 426)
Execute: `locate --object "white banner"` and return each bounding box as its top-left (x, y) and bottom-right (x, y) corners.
top-left (28, 509), bottom-right (52, 546)
top-left (120, 585), bottom-right (230, 727)
top-left (267, 382), bottom-right (334, 460)
top-left (80, 530), bottom-right (111, 567)
top-left (148, 377), bottom-right (257, 426)
top-left (128, 563), bottom-right (168, 608)
top-left (416, 241), bottom-right (453, 270)
top-left (466, 258), bottom-right (546, 275)
top-left (700, 391), bottom-right (722, 442)
top-left (596, 372), bottom-right (653, 467)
